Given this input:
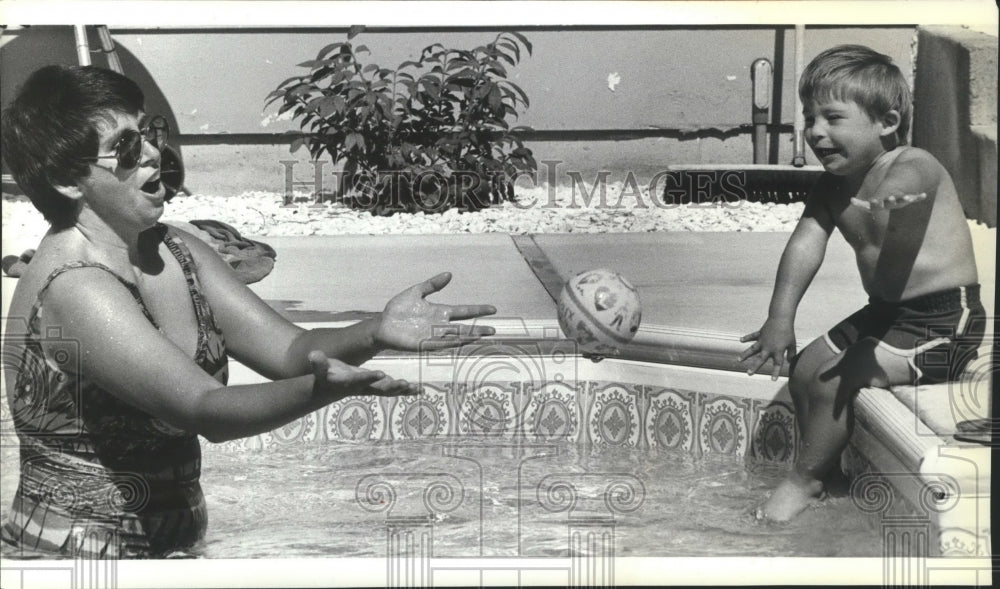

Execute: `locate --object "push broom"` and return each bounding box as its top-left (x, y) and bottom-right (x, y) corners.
top-left (662, 24), bottom-right (822, 205)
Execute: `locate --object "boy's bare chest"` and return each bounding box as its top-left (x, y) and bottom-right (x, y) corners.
top-left (835, 205), bottom-right (888, 250)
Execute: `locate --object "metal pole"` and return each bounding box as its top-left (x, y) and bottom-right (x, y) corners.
top-left (96, 26), bottom-right (123, 74)
top-left (73, 25), bottom-right (91, 66)
top-left (751, 58), bottom-right (772, 166)
top-left (791, 24), bottom-right (807, 167)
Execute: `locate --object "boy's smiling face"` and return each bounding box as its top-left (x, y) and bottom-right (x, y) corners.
top-left (803, 98), bottom-right (899, 178)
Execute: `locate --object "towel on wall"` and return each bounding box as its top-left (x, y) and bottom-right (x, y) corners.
top-left (177, 219), bottom-right (277, 284)
top-left (3, 221), bottom-right (276, 285)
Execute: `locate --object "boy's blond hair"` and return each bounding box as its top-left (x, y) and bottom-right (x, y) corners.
top-left (799, 44), bottom-right (912, 144)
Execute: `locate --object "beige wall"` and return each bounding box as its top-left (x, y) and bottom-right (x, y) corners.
top-left (2, 25), bottom-right (917, 194)
top-left (912, 26), bottom-right (997, 227)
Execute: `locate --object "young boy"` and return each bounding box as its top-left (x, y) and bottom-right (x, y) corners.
top-left (739, 45), bottom-right (985, 522)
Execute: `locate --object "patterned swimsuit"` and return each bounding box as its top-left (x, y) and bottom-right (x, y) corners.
top-left (2, 225), bottom-right (228, 558)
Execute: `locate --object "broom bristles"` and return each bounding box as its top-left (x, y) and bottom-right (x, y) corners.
top-left (661, 165), bottom-right (823, 205)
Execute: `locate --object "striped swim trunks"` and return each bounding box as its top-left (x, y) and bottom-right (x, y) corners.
top-left (823, 284), bottom-right (986, 384)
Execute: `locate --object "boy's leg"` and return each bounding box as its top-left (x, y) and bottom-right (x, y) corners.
top-left (758, 337), bottom-right (914, 522)
top-left (787, 337), bottom-right (853, 496)
top-left (787, 337), bottom-right (839, 441)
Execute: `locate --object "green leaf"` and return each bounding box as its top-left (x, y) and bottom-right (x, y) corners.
top-left (496, 40), bottom-right (520, 62)
top-left (318, 42), bottom-right (347, 59)
top-left (318, 96), bottom-right (345, 118)
top-left (495, 51), bottom-right (516, 67)
top-left (348, 25), bottom-right (365, 39)
top-left (272, 74), bottom-right (305, 90)
top-left (487, 86), bottom-right (503, 110)
top-left (288, 83), bottom-right (314, 98)
top-left (506, 31), bottom-right (532, 55)
top-left (506, 82), bottom-right (530, 108)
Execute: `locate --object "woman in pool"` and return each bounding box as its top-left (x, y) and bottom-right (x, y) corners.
top-left (0, 65), bottom-right (496, 558)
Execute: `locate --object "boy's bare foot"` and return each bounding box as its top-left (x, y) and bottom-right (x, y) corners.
top-left (821, 469), bottom-right (851, 498)
top-left (755, 474), bottom-right (824, 523)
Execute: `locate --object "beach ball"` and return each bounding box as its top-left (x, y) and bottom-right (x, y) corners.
top-left (557, 268), bottom-right (642, 354)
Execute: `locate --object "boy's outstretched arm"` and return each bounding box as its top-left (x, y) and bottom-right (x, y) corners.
top-left (740, 193), bottom-right (834, 379)
top-left (850, 148), bottom-right (939, 211)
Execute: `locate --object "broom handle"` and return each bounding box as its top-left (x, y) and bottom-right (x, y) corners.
top-left (792, 24), bottom-right (807, 166)
top-left (96, 26), bottom-right (124, 74)
top-left (73, 25), bottom-right (91, 66)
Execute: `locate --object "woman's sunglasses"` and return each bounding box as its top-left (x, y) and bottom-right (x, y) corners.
top-left (82, 115), bottom-right (169, 170)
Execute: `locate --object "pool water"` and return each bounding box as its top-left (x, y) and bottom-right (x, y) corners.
top-left (196, 439), bottom-right (883, 559)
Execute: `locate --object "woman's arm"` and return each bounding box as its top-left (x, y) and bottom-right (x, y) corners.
top-left (177, 226), bottom-right (387, 377)
top-left (40, 268), bottom-right (415, 442)
top-left (182, 226), bottom-right (496, 379)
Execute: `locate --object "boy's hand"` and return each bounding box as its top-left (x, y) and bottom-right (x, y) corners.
top-left (374, 272), bottom-right (497, 352)
top-left (309, 350), bottom-right (422, 398)
top-left (850, 192), bottom-right (926, 212)
top-left (739, 317), bottom-right (797, 381)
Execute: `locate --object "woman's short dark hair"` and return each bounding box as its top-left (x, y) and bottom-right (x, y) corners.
top-left (1, 65), bottom-right (145, 229)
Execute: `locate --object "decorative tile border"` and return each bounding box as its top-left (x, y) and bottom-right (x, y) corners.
top-left (523, 380), bottom-right (584, 443)
top-left (697, 397), bottom-right (743, 456)
top-left (645, 389), bottom-right (694, 452)
top-left (391, 384), bottom-right (451, 440)
top-left (205, 379), bottom-right (799, 465)
top-left (326, 396), bottom-right (385, 442)
top-left (750, 401), bottom-right (797, 464)
top-left (587, 383), bottom-right (643, 448)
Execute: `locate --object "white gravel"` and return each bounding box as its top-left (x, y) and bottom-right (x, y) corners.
top-left (3, 183), bottom-right (805, 242)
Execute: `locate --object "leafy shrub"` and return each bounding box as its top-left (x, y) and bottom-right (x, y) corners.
top-left (267, 28), bottom-right (537, 215)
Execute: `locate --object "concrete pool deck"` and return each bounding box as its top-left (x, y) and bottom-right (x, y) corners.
top-left (2, 226), bottom-right (995, 349)
top-left (246, 231), bottom-right (869, 341)
top-left (242, 228), bottom-right (994, 346)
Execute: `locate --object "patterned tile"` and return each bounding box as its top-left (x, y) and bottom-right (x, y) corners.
top-left (458, 383), bottom-right (517, 437)
top-left (750, 402), bottom-right (796, 463)
top-left (588, 384), bottom-right (641, 448)
top-left (940, 527), bottom-right (990, 557)
top-left (523, 381), bottom-right (583, 442)
top-left (390, 385), bottom-right (450, 439)
top-left (268, 410), bottom-right (319, 445)
top-left (698, 396), bottom-right (749, 457)
top-left (645, 389), bottom-right (694, 452)
top-left (325, 397), bottom-right (385, 441)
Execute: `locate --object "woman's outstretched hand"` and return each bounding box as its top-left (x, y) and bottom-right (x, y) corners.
top-left (309, 350), bottom-right (422, 398)
top-left (374, 272), bottom-right (497, 351)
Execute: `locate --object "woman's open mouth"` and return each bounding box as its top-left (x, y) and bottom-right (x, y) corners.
top-left (141, 177), bottom-right (162, 195)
